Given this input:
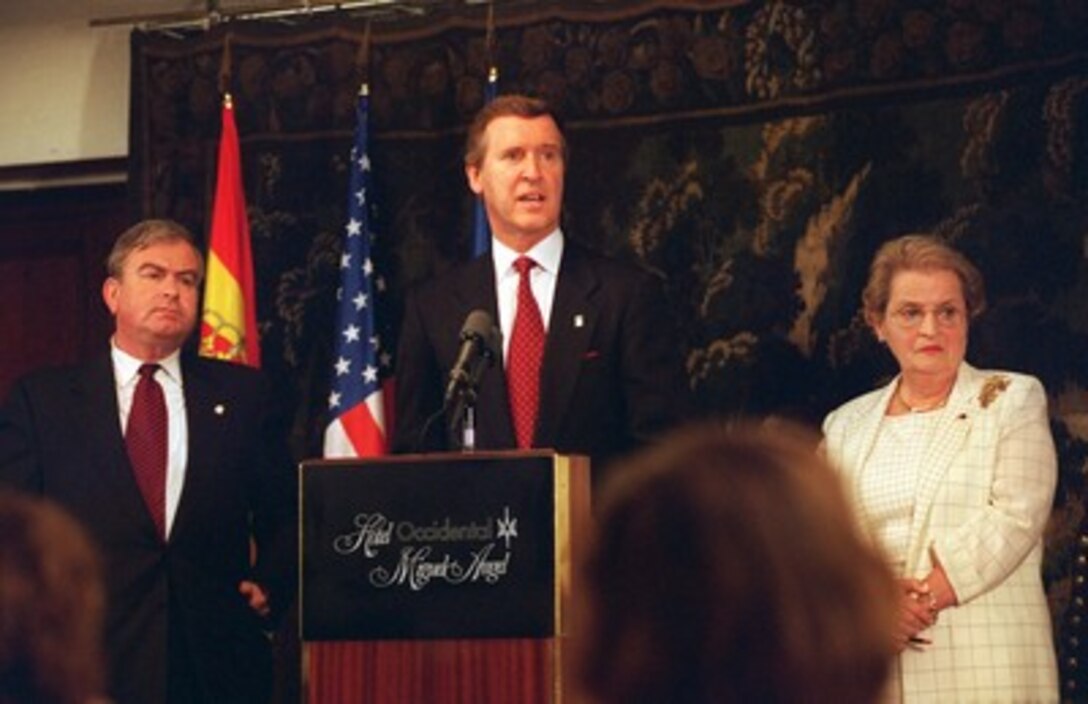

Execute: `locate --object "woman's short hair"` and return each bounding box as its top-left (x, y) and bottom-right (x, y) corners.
top-left (0, 492), bottom-right (105, 704)
top-left (861, 233), bottom-right (986, 324)
top-left (576, 420), bottom-right (896, 704)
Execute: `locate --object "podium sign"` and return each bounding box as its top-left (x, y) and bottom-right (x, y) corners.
top-left (301, 452), bottom-right (585, 641)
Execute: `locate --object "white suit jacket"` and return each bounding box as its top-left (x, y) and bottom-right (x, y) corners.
top-left (823, 363), bottom-right (1058, 703)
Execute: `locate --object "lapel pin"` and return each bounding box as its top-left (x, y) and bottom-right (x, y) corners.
top-left (574, 314), bottom-right (584, 328)
top-left (214, 404), bottom-right (226, 416)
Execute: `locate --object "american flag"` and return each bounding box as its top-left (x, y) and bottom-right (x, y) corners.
top-left (323, 87), bottom-right (393, 458)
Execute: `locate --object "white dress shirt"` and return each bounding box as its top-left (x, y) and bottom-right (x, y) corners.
top-left (491, 229), bottom-right (564, 363)
top-left (112, 343), bottom-right (189, 537)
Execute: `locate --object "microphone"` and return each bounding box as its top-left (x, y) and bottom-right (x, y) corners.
top-left (443, 310), bottom-right (500, 411)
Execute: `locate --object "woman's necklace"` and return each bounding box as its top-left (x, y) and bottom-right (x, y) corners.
top-left (897, 382), bottom-right (950, 414)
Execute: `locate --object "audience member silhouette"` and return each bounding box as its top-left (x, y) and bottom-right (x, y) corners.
top-left (576, 421), bottom-right (897, 704)
top-left (0, 491), bottom-right (106, 704)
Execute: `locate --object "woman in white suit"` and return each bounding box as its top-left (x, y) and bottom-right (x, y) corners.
top-left (823, 234), bottom-right (1058, 702)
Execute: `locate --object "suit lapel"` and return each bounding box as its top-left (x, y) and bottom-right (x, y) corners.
top-left (839, 381), bottom-right (897, 536)
top-left (453, 256), bottom-right (516, 448)
top-left (536, 244), bottom-right (598, 447)
top-left (78, 354), bottom-right (160, 535)
top-left (903, 364), bottom-right (977, 572)
top-left (843, 381), bottom-right (896, 481)
top-left (172, 357), bottom-right (224, 539)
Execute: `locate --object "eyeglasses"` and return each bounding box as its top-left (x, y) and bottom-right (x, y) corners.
top-left (888, 304), bottom-right (966, 329)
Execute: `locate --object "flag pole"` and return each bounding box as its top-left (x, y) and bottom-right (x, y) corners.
top-left (471, 3), bottom-right (498, 259)
top-left (322, 24), bottom-right (388, 459)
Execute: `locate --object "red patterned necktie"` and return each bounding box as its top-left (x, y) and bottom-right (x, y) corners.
top-left (507, 257), bottom-right (545, 449)
top-left (126, 363), bottom-right (167, 539)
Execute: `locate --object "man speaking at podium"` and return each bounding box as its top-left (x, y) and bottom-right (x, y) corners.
top-left (394, 95), bottom-right (688, 477)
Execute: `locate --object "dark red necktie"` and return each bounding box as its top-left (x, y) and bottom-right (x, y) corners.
top-left (508, 257), bottom-right (545, 449)
top-left (126, 363), bottom-right (167, 538)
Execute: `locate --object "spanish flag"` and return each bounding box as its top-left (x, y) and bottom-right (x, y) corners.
top-left (199, 93), bottom-right (260, 368)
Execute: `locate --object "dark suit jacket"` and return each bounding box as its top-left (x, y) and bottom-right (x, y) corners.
top-left (0, 352), bottom-right (297, 704)
top-left (393, 240), bottom-right (689, 477)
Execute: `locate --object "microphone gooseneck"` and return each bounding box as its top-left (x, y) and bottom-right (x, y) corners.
top-left (443, 309), bottom-right (500, 412)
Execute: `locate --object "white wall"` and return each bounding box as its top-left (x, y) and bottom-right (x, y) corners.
top-left (0, 1), bottom-right (130, 168)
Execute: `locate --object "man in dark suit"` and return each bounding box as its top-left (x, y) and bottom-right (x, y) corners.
top-left (0, 219), bottom-right (296, 704)
top-left (394, 95), bottom-right (688, 476)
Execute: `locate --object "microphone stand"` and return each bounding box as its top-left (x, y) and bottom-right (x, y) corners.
top-left (439, 311), bottom-right (500, 453)
top-left (462, 406), bottom-right (476, 452)
top-left (447, 384), bottom-right (479, 452)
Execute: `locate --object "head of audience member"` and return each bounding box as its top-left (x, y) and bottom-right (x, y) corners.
top-left (576, 420), bottom-right (897, 704)
top-left (0, 492), bottom-right (106, 704)
top-left (102, 219), bottom-right (205, 362)
top-left (464, 94), bottom-right (566, 253)
top-left (862, 233), bottom-right (986, 381)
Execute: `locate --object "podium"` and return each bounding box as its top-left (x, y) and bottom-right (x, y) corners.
top-left (300, 451), bottom-right (591, 704)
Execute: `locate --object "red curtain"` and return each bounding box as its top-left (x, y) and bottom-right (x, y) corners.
top-left (307, 639), bottom-right (551, 704)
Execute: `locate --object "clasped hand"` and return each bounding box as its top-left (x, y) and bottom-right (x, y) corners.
top-left (895, 577), bottom-right (938, 652)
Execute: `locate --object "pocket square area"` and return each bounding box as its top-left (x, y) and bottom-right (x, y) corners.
top-left (582, 350), bottom-right (601, 360)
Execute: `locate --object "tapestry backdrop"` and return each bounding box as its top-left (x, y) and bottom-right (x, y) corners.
top-left (130, 0), bottom-right (1088, 694)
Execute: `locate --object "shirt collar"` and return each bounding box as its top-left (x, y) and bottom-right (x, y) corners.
top-left (110, 341), bottom-right (183, 387)
top-left (491, 228), bottom-right (564, 277)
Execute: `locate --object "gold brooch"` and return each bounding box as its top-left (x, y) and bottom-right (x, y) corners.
top-left (978, 375), bottom-right (1010, 408)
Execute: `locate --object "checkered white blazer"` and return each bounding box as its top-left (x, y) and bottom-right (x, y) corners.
top-left (824, 363), bottom-right (1059, 703)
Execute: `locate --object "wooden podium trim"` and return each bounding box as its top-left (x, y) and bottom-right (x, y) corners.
top-left (551, 453), bottom-right (591, 704)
